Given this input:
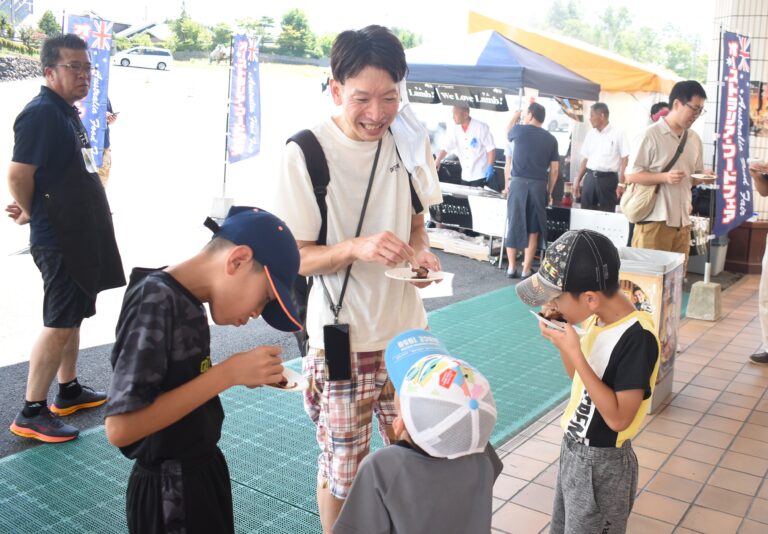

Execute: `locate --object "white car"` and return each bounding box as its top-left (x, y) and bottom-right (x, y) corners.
top-left (113, 47), bottom-right (174, 71)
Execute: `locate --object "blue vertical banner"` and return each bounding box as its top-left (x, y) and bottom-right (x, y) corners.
top-left (66, 15), bottom-right (112, 168)
top-left (227, 34), bottom-right (261, 163)
top-left (715, 31), bottom-right (752, 236)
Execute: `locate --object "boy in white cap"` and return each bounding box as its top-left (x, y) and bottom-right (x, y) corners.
top-left (516, 229), bottom-right (660, 534)
top-left (333, 329), bottom-right (502, 534)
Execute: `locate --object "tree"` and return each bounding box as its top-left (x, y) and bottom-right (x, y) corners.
top-left (168, 14), bottom-right (213, 52)
top-left (316, 32), bottom-right (336, 58)
top-left (543, 2), bottom-right (708, 81)
top-left (237, 16), bottom-right (276, 45)
top-left (546, 0), bottom-right (585, 33)
top-left (275, 9), bottom-right (316, 57)
top-left (392, 27), bottom-right (421, 50)
top-left (211, 22), bottom-right (232, 47)
top-left (593, 6), bottom-right (631, 52)
top-left (38, 9), bottom-right (60, 38)
top-left (0, 13), bottom-right (12, 39)
top-left (17, 26), bottom-right (36, 49)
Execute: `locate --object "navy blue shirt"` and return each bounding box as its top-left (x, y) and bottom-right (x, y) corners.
top-left (507, 124), bottom-right (559, 181)
top-left (12, 86), bottom-right (85, 246)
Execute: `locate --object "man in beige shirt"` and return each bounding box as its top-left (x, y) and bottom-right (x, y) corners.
top-left (627, 80), bottom-right (709, 272)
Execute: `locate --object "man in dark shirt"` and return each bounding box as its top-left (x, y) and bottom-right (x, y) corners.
top-left (502, 103), bottom-right (559, 278)
top-left (6, 34), bottom-right (125, 443)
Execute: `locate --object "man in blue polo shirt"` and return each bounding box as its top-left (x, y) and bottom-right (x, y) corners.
top-left (6, 34), bottom-right (125, 443)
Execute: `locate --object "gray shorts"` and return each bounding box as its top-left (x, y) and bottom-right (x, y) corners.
top-left (550, 434), bottom-right (638, 534)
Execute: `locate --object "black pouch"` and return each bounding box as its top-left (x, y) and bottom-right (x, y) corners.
top-left (324, 324), bottom-right (351, 381)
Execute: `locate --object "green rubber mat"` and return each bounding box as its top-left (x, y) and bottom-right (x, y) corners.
top-left (0, 285), bottom-right (569, 533)
top-left (427, 285), bottom-right (571, 444)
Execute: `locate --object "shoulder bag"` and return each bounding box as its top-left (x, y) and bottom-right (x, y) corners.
top-left (620, 129), bottom-right (688, 223)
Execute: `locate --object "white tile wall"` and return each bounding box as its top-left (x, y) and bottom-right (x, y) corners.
top-left (705, 0), bottom-right (768, 217)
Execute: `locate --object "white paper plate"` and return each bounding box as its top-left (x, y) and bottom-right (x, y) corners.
top-left (385, 267), bottom-right (447, 282)
top-left (266, 367), bottom-right (308, 392)
top-left (530, 310), bottom-right (585, 335)
top-left (691, 173), bottom-right (716, 181)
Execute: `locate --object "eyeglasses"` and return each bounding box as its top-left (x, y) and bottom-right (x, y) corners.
top-left (54, 62), bottom-right (97, 75)
top-left (685, 103), bottom-right (706, 115)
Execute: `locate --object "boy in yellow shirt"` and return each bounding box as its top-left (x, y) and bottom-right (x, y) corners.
top-left (516, 229), bottom-right (660, 534)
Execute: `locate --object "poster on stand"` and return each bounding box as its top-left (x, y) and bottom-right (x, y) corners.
top-left (714, 31), bottom-right (752, 236)
top-left (227, 34), bottom-right (261, 163)
top-left (66, 15), bottom-right (112, 168)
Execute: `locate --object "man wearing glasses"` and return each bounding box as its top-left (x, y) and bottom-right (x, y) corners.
top-left (6, 34), bottom-right (125, 443)
top-left (626, 80), bottom-right (709, 273)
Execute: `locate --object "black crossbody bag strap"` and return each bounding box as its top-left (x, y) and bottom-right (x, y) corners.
top-left (655, 129), bottom-right (688, 193)
top-left (319, 139), bottom-right (383, 322)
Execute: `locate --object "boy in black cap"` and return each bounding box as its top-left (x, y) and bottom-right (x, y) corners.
top-left (516, 229), bottom-right (660, 534)
top-left (104, 206), bottom-right (303, 534)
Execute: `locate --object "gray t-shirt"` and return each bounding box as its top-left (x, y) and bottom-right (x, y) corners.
top-left (334, 442), bottom-right (503, 534)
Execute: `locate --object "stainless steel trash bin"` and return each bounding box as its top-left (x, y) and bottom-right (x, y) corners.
top-left (619, 247), bottom-right (685, 413)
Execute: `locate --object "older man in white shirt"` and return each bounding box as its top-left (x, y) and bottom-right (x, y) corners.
top-left (573, 103), bottom-right (629, 212)
top-left (435, 105), bottom-right (496, 187)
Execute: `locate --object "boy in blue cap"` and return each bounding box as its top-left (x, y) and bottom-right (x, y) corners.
top-left (104, 206), bottom-right (303, 534)
top-left (334, 329), bottom-right (502, 534)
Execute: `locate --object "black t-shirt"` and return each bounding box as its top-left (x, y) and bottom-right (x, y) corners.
top-left (106, 268), bottom-right (224, 465)
top-left (562, 316), bottom-right (659, 448)
top-left (507, 124), bottom-right (559, 181)
top-left (12, 86), bottom-right (85, 246)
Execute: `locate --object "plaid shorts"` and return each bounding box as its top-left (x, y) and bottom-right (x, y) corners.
top-left (303, 347), bottom-right (396, 499)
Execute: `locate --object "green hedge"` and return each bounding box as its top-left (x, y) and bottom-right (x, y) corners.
top-left (0, 37), bottom-right (36, 56)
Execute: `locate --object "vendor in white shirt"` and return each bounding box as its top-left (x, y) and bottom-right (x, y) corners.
top-left (573, 103), bottom-right (630, 212)
top-left (434, 105), bottom-right (496, 188)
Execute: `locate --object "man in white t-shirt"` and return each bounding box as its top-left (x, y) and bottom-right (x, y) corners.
top-left (272, 25), bottom-right (442, 534)
top-left (434, 105), bottom-right (496, 187)
top-left (573, 103), bottom-right (630, 212)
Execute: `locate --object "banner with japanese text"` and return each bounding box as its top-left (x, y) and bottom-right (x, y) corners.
top-left (227, 34), bottom-right (261, 163)
top-left (66, 15), bottom-right (112, 168)
top-left (715, 31), bottom-right (752, 236)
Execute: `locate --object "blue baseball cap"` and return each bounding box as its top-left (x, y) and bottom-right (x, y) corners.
top-left (385, 329), bottom-right (451, 394)
top-left (205, 206), bottom-right (303, 332)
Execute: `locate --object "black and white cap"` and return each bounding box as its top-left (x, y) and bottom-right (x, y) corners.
top-left (515, 230), bottom-right (620, 307)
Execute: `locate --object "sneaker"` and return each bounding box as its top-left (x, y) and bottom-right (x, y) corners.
top-left (506, 268), bottom-right (519, 279)
top-left (749, 352), bottom-right (768, 364)
top-left (50, 385), bottom-right (107, 416)
top-left (520, 271), bottom-right (533, 279)
top-left (9, 407), bottom-right (79, 443)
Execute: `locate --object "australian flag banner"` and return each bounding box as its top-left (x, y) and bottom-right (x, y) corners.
top-left (227, 34), bottom-right (261, 163)
top-left (65, 15), bottom-right (112, 168)
top-left (715, 31), bottom-right (752, 236)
